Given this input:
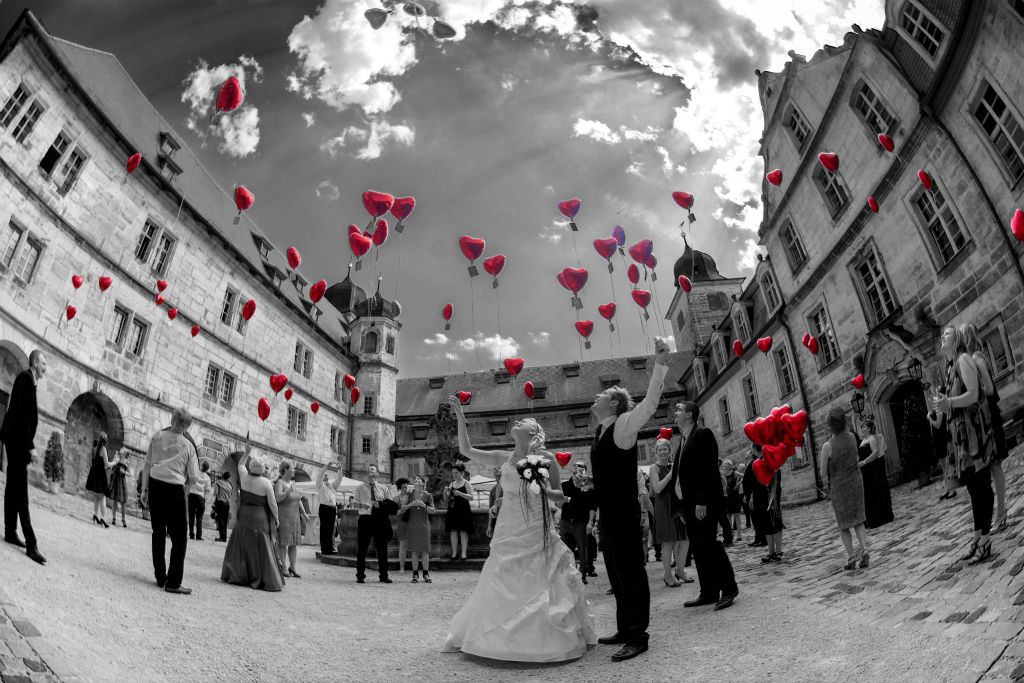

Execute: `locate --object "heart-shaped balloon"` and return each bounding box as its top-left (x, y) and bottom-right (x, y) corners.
top-left (98, 276), bottom-right (112, 292)
top-left (456, 391), bottom-right (473, 405)
top-left (362, 190), bottom-right (394, 218)
top-left (556, 272), bottom-right (570, 291)
top-left (612, 225), bottom-right (626, 246)
top-left (503, 357), bottom-right (525, 376)
top-left (628, 239), bottom-right (654, 264)
top-left (802, 333), bottom-right (811, 347)
top-left (807, 336), bottom-right (819, 354)
top-left (770, 405), bottom-right (792, 419)
top-left (672, 191), bottom-right (694, 210)
top-left (851, 373), bottom-right (866, 390)
top-left (766, 169), bottom-right (783, 186)
top-left (561, 267), bottom-right (588, 293)
top-left (631, 289), bottom-right (651, 308)
top-left (257, 398), bottom-right (271, 422)
top-left (877, 133), bottom-right (894, 153)
top-left (241, 299), bottom-right (257, 321)
top-left (190, 324), bottom-right (200, 338)
top-left (818, 152), bottom-right (839, 173)
top-left (348, 224), bottom-right (361, 236)
top-left (126, 152), bottom-right (142, 174)
top-left (350, 232), bottom-right (373, 258)
top-left (155, 294), bottom-right (165, 306)
top-left (598, 302), bottom-right (617, 320)
top-left (310, 279), bottom-right (327, 303)
top-left (311, 401), bottom-right (320, 415)
top-left (678, 275), bottom-right (692, 293)
top-left (575, 320), bottom-right (594, 338)
top-left (752, 458), bottom-right (774, 486)
top-left (372, 218), bottom-right (389, 246)
top-left (524, 381), bottom-right (534, 398)
top-left (756, 336), bottom-right (773, 353)
top-left (390, 196), bottom-right (416, 221)
top-left (442, 303), bottom-right (454, 321)
top-left (344, 374), bottom-right (356, 389)
top-left (1012, 209), bottom-right (1024, 242)
top-left (284, 388), bottom-right (293, 401)
top-left (762, 443), bottom-right (788, 470)
top-left (234, 186), bottom-right (254, 213)
top-left (167, 308), bottom-right (177, 320)
top-left (350, 386), bottom-right (361, 404)
top-left (483, 254), bottom-right (506, 277)
top-left (156, 280), bottom-right (168, 293)
top-left (217, 76), bottom-right (243, 113)
top-left (743, 422), bottom-right (761, 445)
top-left (658, 427), bottom-right (673, 441)
top-left (458, 235), bottom-right (486, 263)
top-left (555, 452), bottom-right (572, 467)
top-left (628, 264), bottom-right (640, 285)
top-left (71, 274), bottom-right (84, 289)
top-left (781, 409), bottom-right (809, 441)
top-left (65, 305), bottom-right (77, 321)
top-left (286, 247), bottom-right (301, 269)
top-left (270, 374), bottom-right (288, 394)
top-left (918, 170), bottom-right (933, 190)
top-left (558, 198), bottom-right (581, 219)
top-left (733, 339), bottom-right (743, 358)
top-left (645, 253), bottom-right (657, 270)
top-left (593, 237), bottom-right (618, 260)
top-left (754, 416), bottom-right (777, 445)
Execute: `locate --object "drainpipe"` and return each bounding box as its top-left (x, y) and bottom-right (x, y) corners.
top-left (778, 313), bottom-right (823, 501)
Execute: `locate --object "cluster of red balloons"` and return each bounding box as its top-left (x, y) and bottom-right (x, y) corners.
top-left (744, 405), bottom-right (809, 486)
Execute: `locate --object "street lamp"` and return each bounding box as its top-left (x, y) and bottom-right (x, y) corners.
top-left (908, 356), bottom-right (922, 381)
top-left (851, 391), bottom-right (865, 416)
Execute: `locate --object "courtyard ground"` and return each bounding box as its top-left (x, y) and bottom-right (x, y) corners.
top-left (3, 451), bottom-right (1024, 683)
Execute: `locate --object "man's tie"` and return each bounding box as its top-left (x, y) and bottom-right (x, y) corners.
top-left (370, 483), bottom-right (377, 502)
top-left (594, 424), bottom-right (604, 443)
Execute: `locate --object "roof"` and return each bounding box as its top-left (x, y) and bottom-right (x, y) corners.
top-left (673, 235), bottom-right (726, 285)
top-left (9, 11), bottom-right (354, 355)
top-left (396, 351), bottom-right (692, 417)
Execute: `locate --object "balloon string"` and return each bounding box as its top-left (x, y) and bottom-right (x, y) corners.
top-left (607, 270), bottom-right (624, 354)
top-left (468, 275), bottom-right (483, 370)
top-left (570, 232), bottom-right (581, 269)
top-left (495, 283), bottom-right (503, 363)
top-left (394, 242), bottom-right (403, 302)
top-left (650, 284), bottom-right (667, 337)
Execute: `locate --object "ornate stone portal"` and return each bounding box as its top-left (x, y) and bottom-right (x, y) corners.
top-left (424, 402), bottom-right (468, 500)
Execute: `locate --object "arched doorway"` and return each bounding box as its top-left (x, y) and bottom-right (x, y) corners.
top-left (64, 392), bottom-right (125, 491)
top-left (0, 340), bottom-right (29, 472)
top-left (888, 380), bottom-right (933, 484)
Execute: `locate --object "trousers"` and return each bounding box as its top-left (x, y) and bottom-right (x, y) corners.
top-left (601, 523), bottom-right (649, 647)
top-left (187, 493), bottom-right (206, 539)
top-left (963, 466), bottom-right (994, 535)
top-left (356, 513), bottom-right (390, 580)
top-left (319, 504), bottom-right (337, 555)
top-left (559, 518), bottom-right (593, 573)
top-left (3, 459), bottom-right (37, 550)
top-left (213, 500), bottom-right (230, 541)
top-left (684, 506), bottom-right (737, 601)
top-left (149, 478), bottom-right (188, 588)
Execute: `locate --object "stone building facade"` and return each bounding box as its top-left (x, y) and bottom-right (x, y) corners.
top-left (0, 11), bottom-right (399, 495)
top-left (678, 0), bottom-right (1024, 503)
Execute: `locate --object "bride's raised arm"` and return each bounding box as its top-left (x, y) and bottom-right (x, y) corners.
top-left (449, 396), bottom-right (510, 468)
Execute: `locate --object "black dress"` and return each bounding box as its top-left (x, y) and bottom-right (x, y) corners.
top-left (747, 464), bottom-right (784, 536)
top-left (724, 472), bottom-right (741, 514)
top-left (859, 440), bottom-right (893, 529)
top-left (445, 482), bottom-right (473, 533)
top-left (85, 446), bottom-right (109, 496)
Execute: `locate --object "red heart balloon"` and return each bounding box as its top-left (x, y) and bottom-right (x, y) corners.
top-left (257, 397), bottom-right (271, 422)
top-left (628, 264), bottom-right (640, 285)
top-left (918, 170), bottom-right (933, 190)
top-left (363, 230), bottom-right (373, 239)
top-left (762, 443), bottom-right (788, 470)
top-left (783, 409), bottom-right (809, 441)
top-left (877, 133), bottom-right (894, 153)
top-left (524, 381), bottom-right (534, 398)
top-left (362, 190), bottom-right (394, 218)
top-left (556, 272), bottom-right (570, 290)
top-left (1012, 209), bottom-right (1024, 242)
top-left (752, 458), bottom-right (774, 487)
top-left (217, 76), bottom-right (243, 113)
top-left (770, 404), bottom-right (792, 419)
top-left (126, 152), bottom-right (142, 174)
top-left (755, 416), bottom-right (777, 445)
top-left (658, 427), bottom-right (673, 441)
top-left (558, 198), bottom-right (581, 219)
top-left (390, 196), bottom-right (416, 221)
top-left (612, 225), bottom-right (626, 246)
top-left (644, 253), bottom-right (657, 270)
top-left (801, 332), bottom-right (810, 347)
top-left (71, 274), bottom-right (84, 289)
top-left (483, 254), bottom-right (506, 277)
top-left (442, 303), bottom-right (454, 321)
top-left (593, 237), bottom-right (618, 260)
top-left (743, 422), bottom-right (761, 445)
top-left (733, 339), bottom-right (743, 358)
top-left (156, 280), bottom-right (168, 293)
top-left (678, 275), bottom-right (692, 293)
top-left (503, 357), bottom-right (525, 376)
top-left (628, 239), bottom-right (654, 264)
top-left (167, 308), bottom-right (177, 320)
top-left (65, 305), bottom-right (77, 321)
top-left (807, 336), bottom-right (819, 354)
top-left (756, 336), bottom-right (773, 353)
top-left (555, 452), bottom-right (572, 467)
top-left (672, 191), bottom-right (694, 210)
top-left (458, 235), bottom-right (486, 263)
top-left (241, 299), bottom-right (257, 321)
top-left (350, 386), bottom-right (361, 404)
top-left (310, 279), bottom-right (327, 303)
top-left (598, 302), bottom-right (617, 320)
top-left (270, 374), bottom-right (288, 394)
top-left (575, 320), bottom-right (594, 338)
top-left (311, 401), bottom-right (320, 415)
top-left (284, 388), bottom-right (293, 401)
top-left (456, 391), bottom-right (473, 405)
top-left (372, 218), bottom-right (389, 246)
top-left (98, 276), bottom-right (112, 292)
top-left (631, 289), bottom-right (651, 308)
top-left (191, 324), bottom-right (200, 338)
top-left (348, 224), bottom-right (361, 236)
top-left (766, 169), bottom-right (783, 186)
top-left (286, 247), bottom-right (301, 269)
top-left (818, 152), bottom-right (839, 173)
top-left (561, 267), bottom-right (588, 293)
top-left (851, 373), bottom-right (866, 390)
top-left (350, 232), bottom-right (373, 258)
top-left (344, 374), bottom-right (356, 389)
top-left (155, 294), bottom-right (165, 306)
top-left (234, 186), bottom-right (254, 213)
top-left (867, 196), bottom-right (879, 213)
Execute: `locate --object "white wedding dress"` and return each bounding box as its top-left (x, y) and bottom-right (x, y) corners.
top-left (442, 459), bottom-right (597, 662)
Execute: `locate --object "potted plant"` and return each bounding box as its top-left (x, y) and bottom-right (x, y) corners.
top-left (43, 432), bottom-right (64, 494)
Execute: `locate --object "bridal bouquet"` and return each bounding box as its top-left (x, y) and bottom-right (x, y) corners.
top-left (516, 454), bottom-right (552, 495)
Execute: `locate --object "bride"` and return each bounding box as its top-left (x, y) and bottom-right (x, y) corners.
top-left (442, 396), bottom-right (597, 662)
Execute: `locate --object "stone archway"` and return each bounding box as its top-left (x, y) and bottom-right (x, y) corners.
top-left (64, 392), bottom-right (125, 491)
top-left (0, 340), bottom-right (29, 472)
top-left (888, 380), bottom-right (933, 485)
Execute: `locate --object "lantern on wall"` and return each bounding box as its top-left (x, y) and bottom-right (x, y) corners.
top-left (850, 391), bottom-right (865, 416)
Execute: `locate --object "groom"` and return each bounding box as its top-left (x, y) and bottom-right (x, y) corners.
top-left (589, 336), bottom-right (670, 662)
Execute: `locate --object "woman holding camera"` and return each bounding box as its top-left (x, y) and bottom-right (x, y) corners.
top-left (445, 463), bottom-right (474, 561)
top-left (401, 475), bottom-right (435, 582)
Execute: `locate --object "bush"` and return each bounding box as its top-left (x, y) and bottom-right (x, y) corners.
top-left (43, 432), bottom-right (65, 483)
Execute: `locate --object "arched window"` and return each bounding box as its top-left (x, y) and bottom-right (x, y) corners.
top-left (362, 330), bottom-right (379, 354)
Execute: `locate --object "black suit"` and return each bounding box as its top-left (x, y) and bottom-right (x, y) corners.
top-left (671, 425), bottom-right (736, 600)
top-left (1, 370), bottom-right (39, 549)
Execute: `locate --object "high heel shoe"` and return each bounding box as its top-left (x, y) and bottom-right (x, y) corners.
top-left (422, 571), bottom-right (432, 583)
top-left (663, 577), bottom-right (681, 588)
top-left (288, 567), bottom-right (301, 578)
top-left (969, 539), bottom-right (992, 565)
top-left (960, 538), bottom-right (979, 562)
top-left (859, 552), bottom-right (870, 569)
top-left (996, 515), bottom-right (1009, 533)
top-left (843, 556), bottom-right (858, 571)
top-left (100, 518), bottom-right (109, 528)
top-left (92, 515), bottom-right (102, 526)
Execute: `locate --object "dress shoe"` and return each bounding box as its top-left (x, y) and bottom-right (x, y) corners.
top-left (4, 536), bottom-right (26, 548)
top-left (379, 577), bottom-right (393, 583)
top-left (164, 585), bottom-right (192, 595)
top-left (684, 596), bottom-right (718, 608)
top-left (356, 577), bottom-right (366, 584)
top-left (611, 643), bottom-right (648, 662)
top-left (587, 569), bottom-right (598, 577)
top-left (26, 548), bottom-right (46, 565)
top-left (156, 578), bottom-right (166, 588)
top-left (714, 590), bottom-right (738, 611)
top-left (606, 588), bottom-right (615, 595)
top-left (598, 633), bottom-right (628, 646)
top-left (582, 575), bottom-right (588, 584)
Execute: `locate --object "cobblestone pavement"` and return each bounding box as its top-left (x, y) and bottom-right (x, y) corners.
top-left (1, 450), bottom-right (1023, 682)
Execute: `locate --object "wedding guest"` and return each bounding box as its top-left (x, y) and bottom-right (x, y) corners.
top-left (1, 349), bottom-right (47, 565)
top-left (346, 495), bottom-right (356, 509)
top-left (722, 459), bottom-right (743, 543)
top-left (86, 431), bottom-right (114, 528)
top-left (648, 438), bottom-right (691, 587)
top-left (221, 448), bottom-right (284, 591)
top-left (108, 449), bottom-right (130, 528)
top-left (934, 326), bottom-right (996, 563)
top-left (742, 447), bottom-right (768, 547)
top-left (757, 465), bottom-right (784, 563)
top-left (820, 406), bottom-right (869, 570)
top-left (212, 472), bottom-right (233, 542)
top-left (316, 463), bottom-right (343, 555)
top-left (486, 466), bottom-right (503, 539)
top-left (639, 469), bottom-right (654, 563)
top-left (141, 407), bottom-right (199, 594)
top-left (560, 462), bottom-right (597, 582)
top-left (962, 323), bottom-right (1010, 532)
top-left (395, 478), bottom-right (411, 572)
top-left (927, 404), bottom-right (957, 502)
top-left (857, 417), bottom-right (893, 529)
top-left (188, 462), bottom-right (212, 541)
top-left (355, 465), bottom-right (395, 583)
top-left (275, 462), bottom-right (308, 578)
top-left (445, 464), bottom-right (473, 561)
top-left (401, 475), bottom-right (434, 582)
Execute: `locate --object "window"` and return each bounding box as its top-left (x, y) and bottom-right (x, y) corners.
top-left (11, 238), bottom-right (40, 282)
top-left (294, 341), bottom-right (313, 378)
top-left (563, 364), bottom-right (580, 378)
top-left (134, 219), bottom-right (176, 274)
top-left (39, 131), bottom-right (71, 176)
top-left (428, 377), bottom-right (445, 390)
top-left (364, 395), bottom-right (375, 416)
top-left (220, 372), bottom-right (236, 407)
top-left (784, 105), bottom-right (811, 149)
top-left (109, 305), bottom-right (130, 346)
top-left (912, 185), bottom-right (969, 266)
top-left (287, 406), bottom-right (307, 441)
top-left (812, 166), bottom-right (849, 218)
top-left (718, 396), bottom-right (731, 434)
top-left (411, 425), bottom-right (429, 441)
top-left (494, 371), bottom-right (511, 384)
top-left (774, 345), bottom-right (797, 397)
top-left (983, 325), bottom-right (1012, 378)
top-left (712, 336), bottom-right (726, 370)
top-left (205, 365), bottom-right (222, 398)
top-left (900, 1), bottom-right (945, 60)
top-left (489, 419), bottom-right (507, 436)
top-left (571, 413), bottom-right (590, 429)
top-left (779, 221), bottom-right (809, 272)
top-left (151, 231), bottom-right (175, 276)
top-left (109, 305), bottom-right (149, 357)
top-left (760, 269), bottom-right (782, 312)
top-left (11, 100), bottom-right (43, 143)
top-left (57, 147), bottom-right (87, 194)
top-left (385, 336), bottom-right (396, 354)
top-left (335, 371), bottom-right (344, 401)
top-left (600, 375), bottom-right (621, 389)
top-left (331, 426), bottom-right (346, 454)
top-left (0, 220), bottom-right (24, 267)
top-left (361, 435), bottom-right (372, 454)
top-left (0, 83), bottom-right (30, 129)
top-left (741, 374), bottom-right (759, 419)
top-left (220, 288), bottom-right (238, 325)
top-left (732, 309), bottom-right (751, 345)
top-left (851, 245), bottom-right (898, 325)
top-left (852, 82), bottom-right (896, 136)
top-left (629, 357), bottom-right (648, 371)
top-left (707, 292), bottom-right (730, 310)
top-left (532, 385), bottom-right (548, 399)
top-left (235, 297), bottom-right (248, 334)
top-left (126, 317), bottom-right (149, 357)
top-left (135, 220), bottom-right (159, 262)
top-left (694, 360), bottom-right (707, 394)
top-left (362, 330), bottom-right (379, 354)
top-left (676, 311), bottom-right (686, 332)
top-left (807, 303), bottom-right (840, 367)
top-left (972, 82), bottom-right (1024, 183)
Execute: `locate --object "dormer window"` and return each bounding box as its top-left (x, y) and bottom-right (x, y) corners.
top-left (654, 402), bottom-right (668, 419)
top-left (694, 359), bottom-right (707, 393)
top-left (571, 413), bottom-right (590, 429)
top-left (412, 425), bottom-right (429, 441)
top-left (732, 307), bottom-right (751, 345)
top-left (494, 370), bottom-right (511, 384)
top-left (531, 384), bottom-right (548, 399)
top-left (160, 131), bottom-right (181, 156)
top-left (712, 335), bottom-right (727, 370)
top-left (157, 152), bottom-right (182, 182)
top-left (489, 419), bottom-right (507, 436)
top-left (563, 364), bottom-right (580, 378)
top-left (628, 357), bottom-right (648, 371)
top-left (428, 377), bottom-right (445, 390)
top-left (362, 330), bottom-right (379, 354)
top-left (252, 234), bottom-right (272, 260)
top-left (263, 263), bottom-right (285, 287)
top-left (759, 268), bottom-right (782, 313)
top-left (599, 375), bottom-right (620, 389)
top-left (292, 272), bottom-right (308, 295)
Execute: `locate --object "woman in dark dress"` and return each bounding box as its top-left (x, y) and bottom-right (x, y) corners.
top-left (108, 449), bottom-right (130, 527)
top-left (858, 417), bottom-right (893, 529)
top-left (445, 463), bottom-right (474, 561)
top-left (742, 447), bottom-right (767, 547)
top-left (401, 475), bottom-right (435, 583)
top-left (221, 448), bottom-right (285, 592)
top-left (648, 438), bottom-right (691, 586)
top-left (746, 447), bottom-right (784, 562)
top-left (86, 431), bottom-right (114, 528)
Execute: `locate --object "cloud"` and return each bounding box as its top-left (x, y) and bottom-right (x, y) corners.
top-left (656, 146), bottom-right (686, 177)
top-left (539, 220), bottom-right (567, 245)
top-left (622, 126), bottom-right (661, 142)
top-left (181, 56), bottom-right (263, 158)
top-left (315, 180), bottom-right (340, 201)
top-left (573, 118), bottom-right (621, 145)
top-left (302, 112), bottom-right (316, 127)
top-left (320, 120), bottom-right (414, 160)
top-left (424, 333), bottom-right (450, 345)
top-left (457, 333), bottom-right (519, 361)
top-left (529, 331), bottom-right (551, 346)
top-left (626, 158), bottom-right (644, 176)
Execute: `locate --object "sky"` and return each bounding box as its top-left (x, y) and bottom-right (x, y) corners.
top-left (1, 0), bottom-right (883, 378)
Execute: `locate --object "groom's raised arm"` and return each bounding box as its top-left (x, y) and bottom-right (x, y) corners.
top-left (614, 338), bottom-right (671, 449)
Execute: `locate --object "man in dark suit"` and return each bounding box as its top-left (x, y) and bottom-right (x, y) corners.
top-left (670, 400), bottom-right (737, 610)
top-left (1, 349), bottom-right (47, 565)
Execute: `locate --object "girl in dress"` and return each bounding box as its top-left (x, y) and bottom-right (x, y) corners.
top-left (445, 464), bottom-right (473, 561)
top-left (401, 475), bottom-right (435, 583)
top-left (857, 417), bottom-right (893, 529)
top-left (394, 478), bottom-right (410, 573)
top-left (274, 462), bottom-right (309, 578)
top-left (108, 449), bottom-right (130, 528)
top-left (647, 438), bottom-right (691, 586)
top-left (221, 449), bottom-right (285, 591)
top-left (443, 396), bottom-right (596, 662)
top-left (85, 431), bottom-right (114, 528)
